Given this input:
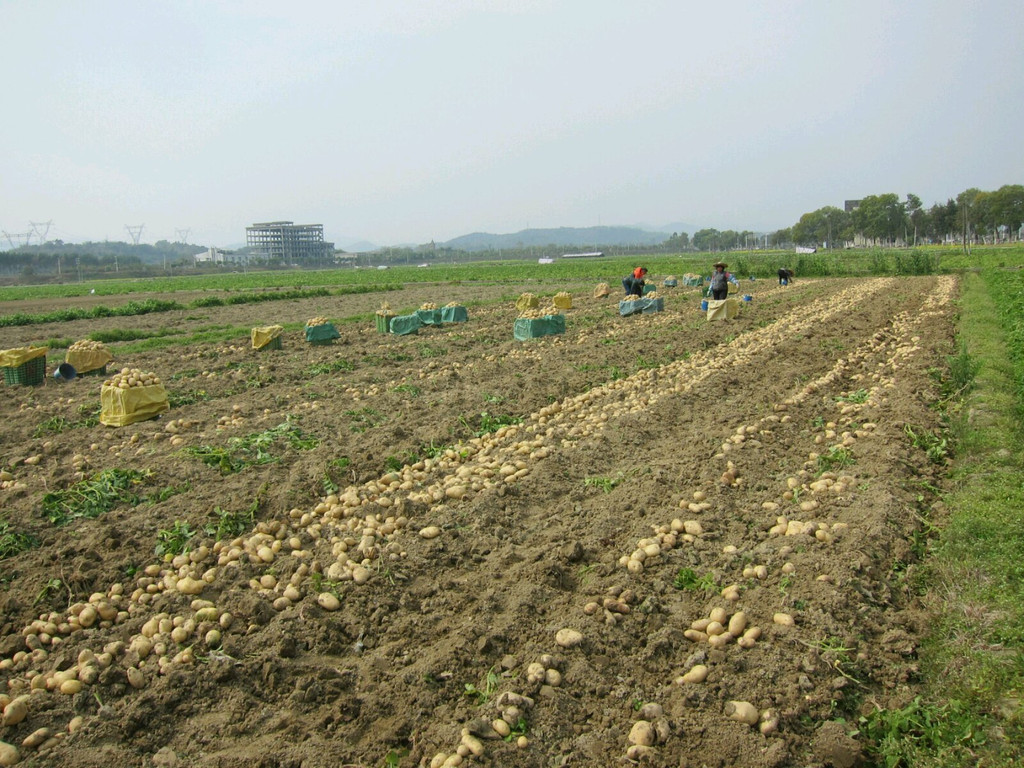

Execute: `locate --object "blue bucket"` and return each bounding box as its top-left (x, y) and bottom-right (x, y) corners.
top-left (54, 362), bottom-right (77, 381)
top-left (700, 299), bottom-right (709, 311)
top-left (742, 295), bottom-right (752, 302)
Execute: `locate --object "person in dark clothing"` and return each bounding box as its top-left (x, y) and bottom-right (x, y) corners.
top-left (709, 262), bottom-right (729, 300)
top-left (622, 266), bottom-right (648, 297)
top-left (778, 268), bottom-right (795, 286)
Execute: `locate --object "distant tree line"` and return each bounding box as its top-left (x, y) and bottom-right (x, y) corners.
top-left (776, 185), bottom-right (1024, 250)
top-left (0, 239), bottom-right (207, 279)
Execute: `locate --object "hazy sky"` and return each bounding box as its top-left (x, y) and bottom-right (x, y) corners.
top-left (2, 0), bottom-right (1022, 249)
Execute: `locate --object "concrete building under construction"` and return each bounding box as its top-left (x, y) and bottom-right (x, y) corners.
top-left (245, 221), bottom-right (334, 264)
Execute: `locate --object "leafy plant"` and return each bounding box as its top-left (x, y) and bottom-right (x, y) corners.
top-left (463, 667), bottom-right (500, 705)
top-left (184, 420), bottom-right (319, 473)
top-left (42, 468), bottom-right (151, 525)
top-left (168, 389), bottom-right (211, 408)
top-left (903, 424), bottom-right (949, 464)
top-left (836, 389), bottom-right (869, 404)
top-left (465, 411), bottom-right (522, 437)
top-left (577, 564), bottom-right (597, 585)
top-left (673, 568), bottom-right (717, 592)
top-left (34, 578), bottom-right (67, 605)
top-left (305, 359), bottom-right (355, 376)
top-left (384, 450), bottom-right (419, 473)
top-left (391, 383), bottom-right (421, 397)
top-left (0, 522), bottom-right (38, 560)
top-left (345, 407), bottom-right (387, 434)
top-left (817, 446), bottom-right (854, 473)
top-left (418, 441), bottom-right (449, 459)
top-left (584, 475), bottom-right (622, 493)
top-left (503, 716), bottom-right (529, 742)
top-left (33, 412), bottom-right (99, 436)
top-left (146, 483), bottom-right (191, 505)
top-left (321, 457), bottom-right (352, 494)
top-left (859, 697), bottom-right (991, 768)
top-left (418, 344), bottom-right (447, 358)
top-left (155, 520), bottom-right (197, 557)
top-left (203, 503), bottom-right (257, 541)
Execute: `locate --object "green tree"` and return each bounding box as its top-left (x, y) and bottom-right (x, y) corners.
top-left (771, 228), bottom-right (792, 248)
top-left (852, 193), bottom-right (906, 245)
top-left (990, 184), bottom-right (1024, 241)
top-left (665, 231), bottom-right (690, 249)
top-left (926, 199), bottom-right (958, 243)
top-left (692, 228), bottom-right (722, 251)
top-left (792, 206), bottom-right (849, 248)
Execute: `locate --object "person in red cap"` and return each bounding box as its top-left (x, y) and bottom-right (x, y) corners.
top-left (622, 266), bottom-right (648, 297)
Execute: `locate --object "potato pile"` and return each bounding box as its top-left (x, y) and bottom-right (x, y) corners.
top-left (420, 302), bottom-right (438, 310)
top-left (375, 302), bottom-right (394, 317)
top-left (554, 291), bottom-right (570, 300)
top-left (443, 301), bottom-right (462, 308)
top-left (306, 317), bottom-right (330, 327)
top-left (518, 308), bottom-right (550, 319)
top-left (103, 368), bottom-right (161, 389)
top-left (68, 339), bottom-right (108, 353)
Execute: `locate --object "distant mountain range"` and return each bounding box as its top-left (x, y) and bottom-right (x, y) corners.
top-left (439, 225), bottom-right (694, 253)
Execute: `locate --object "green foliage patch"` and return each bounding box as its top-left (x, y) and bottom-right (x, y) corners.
top-left (183, 420), bottom-right (318, 474)
top-left (0, 521), bottom-right (39, 560)
top-left (42, 469), bottom-right (151, 525)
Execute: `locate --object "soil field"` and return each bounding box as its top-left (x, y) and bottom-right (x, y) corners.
top-left (0, 275), bottom-right (956, 767)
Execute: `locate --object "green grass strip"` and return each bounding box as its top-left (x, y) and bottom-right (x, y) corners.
top-left (863, 271), bottom-right (1024, 767)
top-left (0, 285), bottom-right (396, 328)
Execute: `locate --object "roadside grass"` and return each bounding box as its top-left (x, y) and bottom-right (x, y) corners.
top-left (861, 270), bottom-right (1024, 767)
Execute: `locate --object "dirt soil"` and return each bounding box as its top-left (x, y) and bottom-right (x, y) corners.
top-left (0, 276), bottom-right (957, 767)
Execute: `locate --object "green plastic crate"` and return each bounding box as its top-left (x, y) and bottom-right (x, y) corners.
top-left (3, 355), bottom-right (45, 386)
top-left (375, 314), bottom-right (394, 333)
top-left (305, 322), bottom-right (340, 344)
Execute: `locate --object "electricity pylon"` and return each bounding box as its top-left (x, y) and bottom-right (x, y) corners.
top-left (30, 220), bottom-right (53, 244)
top-left (125, 224), bottom-right (145, 245)
top-left (2, 231), bottom-right (32, 249)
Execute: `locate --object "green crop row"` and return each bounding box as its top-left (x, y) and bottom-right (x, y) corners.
top-left (0, 285), bottom-right (393, 328)
top-left (4, 245), bottom-right (1021, 304)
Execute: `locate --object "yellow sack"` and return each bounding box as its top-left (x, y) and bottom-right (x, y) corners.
top-left (66, 345), bottom-right (113, 374)
top-left (706, 299), bottom-right (739, 321)
top-left (593, 283), bottom-right (610, 298)
top-left (515, 293), bottom-right (539, 311)
top-left (0, 346), bottom-right (47, 368)
top-left (553, 293), bottom-right (572, 309)
top-left (100, 383), bottom-right (169, 427)
top-left (251, 325), bottom-right (284, 350)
